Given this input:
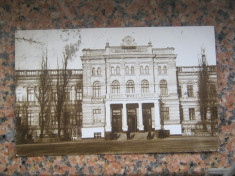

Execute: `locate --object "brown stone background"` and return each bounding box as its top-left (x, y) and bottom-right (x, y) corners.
top-left (0, 0), bottom-right (234, 175)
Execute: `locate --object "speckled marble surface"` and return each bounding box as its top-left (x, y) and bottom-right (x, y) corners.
top-left (0, 0), bottom-right (234, 175)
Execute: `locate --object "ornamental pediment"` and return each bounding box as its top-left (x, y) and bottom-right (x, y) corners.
top-left (121, 36), bottom-right (137, 49)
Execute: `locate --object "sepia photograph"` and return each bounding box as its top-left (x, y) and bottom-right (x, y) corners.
top-left (15, 27), bottom-right (219, 156)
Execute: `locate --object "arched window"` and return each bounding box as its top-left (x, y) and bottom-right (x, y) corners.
top-left (158, 66), bottom-right (161, 74)
top-left (145, 66), bottom-right (149, 74)
top-left (93, 82), bottom-right (101, 97)
top-left (97, 67), bottom-right (101, 75)
top-left (126, 80), bottom-right (135, 93)
top-left (111, 67), bottom-right (114, 75)
top-left (92, 68), bottom-right (96, 76)
top-left (160, 80), bottom-right (167, 95)
top-left (131, 66), bottom-right (134, 74)
top-left (163, 66), bottom-right (167, 74)
top-left (111, 80), bottom-right (120, 94)
top-left (140, 66), bottom-right (143, 74)
top-left (141, 80), bottom-right (149, 93)
top-left (125, 66), bottom-right (129, 74)
top-left (116, 66), bottom-right (120, 75)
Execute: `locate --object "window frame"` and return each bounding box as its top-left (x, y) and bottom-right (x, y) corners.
top-left (126, 80), bottom-right (135, 94)
top-left (111, 80), bottom-right (120, 94)
top-left (141, 80), bottom-right (149, 93)
top-left (189, 108), bottom-right (195, 120)
top-left (160, 80), bottom-right (168, 95)
top-left (93, 81), bottom-right (101, 98)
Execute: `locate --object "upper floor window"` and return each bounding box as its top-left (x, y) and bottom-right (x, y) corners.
top-left (125, 66), bottom-right (129, 74)
top-left (163, 66), bottom-right (167, 74)
top-left (210, 84), bottom-right (216, 95)
top-left (126, 80), bottom-right (135, 93)
top-left (140, 66), bottom-right (149, 74)
top-left (189, 108), bottom-right (195, 120)
top-left (92, 68), bottom-right (96, 76)
top-left (27, 88), bottom-right (34, 101)
top-left (76, 111), bottom-right (82, 126)
top-left (140, 66), bottom-right (144, 74)
top-left (111, 67), bottom-right (115, 75)
top-left (158, 66), bottom-right (162, 74)
top-left (116, 66), bottom-right (120, 75)
top-left (65, 90), bottom-right (70, 101)
top-left (111, 80), bottom-right (120, 94)
top-left (76, 86), bottom-right (82, 100)
top-left (145, 66), bottom-right (149, 74)
top-left (92, 67), bottom-right (101, 76)
top-left (141, 80), bottom-right (149, 93)
top-left (97, 67), bottom-right (101, 75)
top-left (187, 85), bottom-right (194, 97)
top-left (27, 113), bottom-right (34, 126)
top-left (131, 66), bottom-right (134, 74)
top-left (93, 81), bottom-right (101, 98)
top-left (178, 86), bottom-right (182, 97)
top-left (160, 80), bottom-right (167, 95)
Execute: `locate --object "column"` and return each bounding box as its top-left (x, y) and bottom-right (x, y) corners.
top-left (105, 102), bottom-right (111, 132)
top-left (138, 102), bottom-right (144, 131)
top-left (154, 100), bottom-right (161, 130)
top-left (122, 103), bottom-right (128, 131)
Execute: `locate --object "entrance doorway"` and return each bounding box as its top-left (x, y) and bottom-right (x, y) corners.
top-left (111, 105), bottom-right (122, 133)
top-left (127, 104), bottom-right (138, 132)
top-left (143, 103), bottom-right (153, 132)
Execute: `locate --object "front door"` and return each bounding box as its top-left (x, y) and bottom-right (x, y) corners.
top-left (127, 108), bottom-right (137, 132)
top-left (112, 109), bottom-right (122, 133)
top-left (143, 108), bottom-right (152, 131)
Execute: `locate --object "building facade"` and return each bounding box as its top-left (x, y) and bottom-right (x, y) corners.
top-left (15, 36), bottom-right (217, 141)
top-left (81, 36), bottom-right (217, 139)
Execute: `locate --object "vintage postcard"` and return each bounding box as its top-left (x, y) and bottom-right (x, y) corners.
top-left (15, 27), bottom-right (218, 156)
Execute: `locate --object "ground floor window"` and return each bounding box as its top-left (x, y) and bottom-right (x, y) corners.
top-left (93, 109), bottom-right (101, 123)
top-left (161, 107), bottom-right (169, 120)
top-left (76, 111), bottom-right (82, 126)
top-left (94, 132), bottom-right (101, 139)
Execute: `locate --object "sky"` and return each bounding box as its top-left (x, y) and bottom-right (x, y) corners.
top-left (15, 26), bottom-right (216, 70)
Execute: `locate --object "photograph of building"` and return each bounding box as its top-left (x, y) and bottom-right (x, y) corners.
top-left (15, 27), bottom-right (218, 155)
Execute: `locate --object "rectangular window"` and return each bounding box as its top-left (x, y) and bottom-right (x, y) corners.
top-left (161, 107), bottom-right (169, 120)
top-left (16, 89), bottom-right (22, 101)
top-left (94, 132), bottom-right (101, 139)
top-left (27, 88), bottom-right (34, 101)
top-left (187, 85), bottom-right (194, 97)
top-left (178, 86), bottom-right (182, 97)
top-left (93, 109), bottom-right (101, 123)
top-left (76, 87), bottom-right (82, 100)
top-left (27, 113), bottom-right (33, 126)
top-left (39, 113), bottom-right (46, 126)
top-left (76, 111), bottom-right (82, 126)
top-left (93, 109), bottom-right (101, 114)
top-left (65, 90), bottom-right (70, 101)
top-left (52, 112), bottom-right (57, 125)
top-left (189, 108), bottom-right (195, 120)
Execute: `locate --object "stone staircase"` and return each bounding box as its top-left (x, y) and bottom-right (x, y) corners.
top-left (116, 133), bottom-right (127, 141)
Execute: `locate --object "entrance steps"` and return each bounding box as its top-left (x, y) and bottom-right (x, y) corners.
top-left (131, 132), bottom-right (155, 140)
top-left (115, 132), bottom-right (156, 141)
top-left (116, 133), bottom-right (127, 141)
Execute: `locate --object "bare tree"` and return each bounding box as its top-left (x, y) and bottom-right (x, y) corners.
top-left (198, 53), bottom-right (209, 131)
top-left (34, 55), bottom-right (52, 138)
top-left (198, 50), bottom-right (217, 134)
top-left (54, 54), bottom-right (71, 137)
